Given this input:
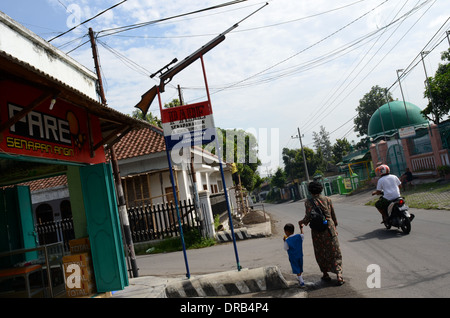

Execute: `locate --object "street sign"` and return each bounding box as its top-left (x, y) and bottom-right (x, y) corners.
top-left (399, 126), bottom-right (416, 138)
top-left (161, 101), bottom-right (216, 150)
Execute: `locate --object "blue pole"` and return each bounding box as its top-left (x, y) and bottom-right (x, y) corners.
top-left (158, 84), bottom-right (190, 279)
top-left (200, 55), bottom-right (241, 271)
top-left (165, 148), bottom-right (191, 279)
top-left (215, 137), bottom-right (242, 271)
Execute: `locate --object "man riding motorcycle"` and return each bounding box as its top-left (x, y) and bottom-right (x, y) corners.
top-left (371, 164), bottom-right (401, 223)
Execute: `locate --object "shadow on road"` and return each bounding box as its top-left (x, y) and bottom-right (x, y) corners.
top-left (348, 228), bottom-right (409, 242)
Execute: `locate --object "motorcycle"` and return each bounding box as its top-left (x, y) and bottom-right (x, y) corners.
top-left (382, 196), bottom-right (415, 234)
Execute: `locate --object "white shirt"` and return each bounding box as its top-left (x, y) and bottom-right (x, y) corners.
top-left (376, 174), bottom-right (401, 201)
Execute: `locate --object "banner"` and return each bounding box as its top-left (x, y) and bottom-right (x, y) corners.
top-left (0, 81), bottom-right (106, 164)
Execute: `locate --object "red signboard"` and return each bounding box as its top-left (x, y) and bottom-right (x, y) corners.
top-left (160, 100), bottom-right (212, 124)
top-left (160, 101), bottom-right (216, 150)
top-left (0, 81), bottom-right (106, 164)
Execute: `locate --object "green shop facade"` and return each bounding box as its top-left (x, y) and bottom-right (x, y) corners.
top-left (0, 13), bottom-right (152, 296)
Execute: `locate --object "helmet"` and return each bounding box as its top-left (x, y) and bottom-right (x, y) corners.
top-left (376, 164), bottom-right (390, 176)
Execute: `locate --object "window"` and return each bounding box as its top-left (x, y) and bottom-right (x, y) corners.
top-left (36, 203), bottom-right (53, 223)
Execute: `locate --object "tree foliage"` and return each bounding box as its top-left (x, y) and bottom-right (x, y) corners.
top-left (332, 138), bottom-right (351, 163)
top-left (354, 85), bottom-right (393, 137)
top-left (215, 128), bottom-right (262, 192)
top-left (422, 48), bottom-right (450, 124)
top-left (131, 109), bottom-right (162, 128)
top-left (131, 98), bottom-right (181, 128)
top-left (282, 146), bottom-right (314, 181)
top-left (313, 125), bottom-right (332, 162)
top-left (270, 167), bottom-right (286, 189)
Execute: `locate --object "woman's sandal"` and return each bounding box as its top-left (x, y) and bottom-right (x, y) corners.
top-left (321, 274), bottom-right (332, 282)
top-left (336, 275), bottom-right (345, 286)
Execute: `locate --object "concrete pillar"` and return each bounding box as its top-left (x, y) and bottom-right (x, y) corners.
top-left (370, 143), bottom-right (379, 166)
top-left (377, 140), bottom-right (388, 164)
top-left (429, 123), bottom-right (444, 167)
top-left (400, 138), bottom-right (413, 171)
top-left (198, 190), bottom-right (215, 239)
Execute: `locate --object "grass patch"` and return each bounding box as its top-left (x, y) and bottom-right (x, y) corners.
top-left (134, 227), bottom-right (216, 255)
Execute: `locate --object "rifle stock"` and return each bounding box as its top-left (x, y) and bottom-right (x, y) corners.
top-left (134, 85), bottom-right (160, 116)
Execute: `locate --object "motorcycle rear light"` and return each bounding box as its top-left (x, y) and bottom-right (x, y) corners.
top-left (398, 199), bottom-right (404, 206)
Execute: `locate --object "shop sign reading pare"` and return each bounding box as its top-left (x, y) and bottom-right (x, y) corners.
top-left (1, 97), bottom-right (105, 164)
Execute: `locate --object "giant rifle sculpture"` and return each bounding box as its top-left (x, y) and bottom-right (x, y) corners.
top-left (134, 3), bottom-right (268, 117)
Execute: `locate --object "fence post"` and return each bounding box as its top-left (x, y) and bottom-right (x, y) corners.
top-left (198, 190), bottom-right (215, 239)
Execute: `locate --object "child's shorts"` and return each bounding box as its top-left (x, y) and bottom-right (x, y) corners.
top-left (290, 257), bottom-right (303, 274)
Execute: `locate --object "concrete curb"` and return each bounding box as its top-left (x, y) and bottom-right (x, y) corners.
top-left (164, 266), bottom-right (289, 298)
top-left (215, 215), bottom-right (272, 242)
top-left (215, 228), bottom-right (250, 242)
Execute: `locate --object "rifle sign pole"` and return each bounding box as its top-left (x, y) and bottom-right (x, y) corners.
top-left (145, 3), bottom-right (268, 276)
top-left (158, 88), bottom-right (191, 279)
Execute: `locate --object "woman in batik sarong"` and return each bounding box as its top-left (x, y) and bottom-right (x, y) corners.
top-left (298, 181), bottom-right (345, 285)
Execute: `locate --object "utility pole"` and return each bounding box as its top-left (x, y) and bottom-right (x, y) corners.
top-left (420, 51), bottom-right (438, 124)
top-left (89, 28), bottom-right (139, 278)
top-left (177, 84), bottom-right (184, 106)
top-left (292, 127), bottom-right (310, 183)
top-left (396, 69), bottom-right (410, 125)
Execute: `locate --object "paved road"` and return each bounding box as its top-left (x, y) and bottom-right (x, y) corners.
top-left (135, 192), bottom-right (450, 298)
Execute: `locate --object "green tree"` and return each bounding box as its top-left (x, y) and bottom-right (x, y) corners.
top-left (270, 167), bottom-right (286, 189)
top-left (422, 48), bottom-right (450, 124)
top-left (210, 128), bottom-right (262, 191)
top-left (313, 125), bottom-right (332, 162)
top-left (310, 147), bottom-right (326, 176)
top-left (164, 98), bottom-right (181, 109)
top-left (282, 148), bottom-right (299, 181)
top-left (332, 138), bottom-right (351, 163)
top-left (354, 85), bottom-right (393, 137)
top-left (282, 146), bottom-right (315, 181)
top-left (131, 109), bottom-right (162, 128)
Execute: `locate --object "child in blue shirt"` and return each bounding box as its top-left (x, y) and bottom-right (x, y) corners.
top-left (283, 223), bottom-right (305, 287)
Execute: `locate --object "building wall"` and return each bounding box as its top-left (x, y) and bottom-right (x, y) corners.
top-left (370, 124), bottom-right (450, 177)
top-left (0, 11), bottom-right (98, 100)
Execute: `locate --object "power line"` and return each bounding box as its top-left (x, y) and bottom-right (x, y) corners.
top-left (317, 0), bottom-right (442, 142)
top-left (48, 0), bottom-right (127, 42)
top-left (302, 0), bottom-right (432, 135)
top-left (301, 0), bottom-right (412, 134)
top-left (105, 0), bottom-right (367, 40)
top-left (61, 1), bottom-right (250, 54)
top-left (97, 39), bottom-right (153, 77)
top-left (192, 0), bottom-right (391, 97)
top-left (387, 12), bottom-right (450, 91)
top-left (281, 0), bottom-right (439, 150)
top-left (97, 0), bottom-right (249, 38)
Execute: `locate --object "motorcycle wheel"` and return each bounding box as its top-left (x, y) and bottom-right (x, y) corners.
top-left (401, 216), bottom-right (411, 234)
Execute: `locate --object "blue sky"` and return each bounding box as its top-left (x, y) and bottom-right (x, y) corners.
top-left (1, 0), bottom-right (449, 174)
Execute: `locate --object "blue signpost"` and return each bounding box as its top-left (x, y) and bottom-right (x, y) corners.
top-left (158, 58), bottom-right (242, 276)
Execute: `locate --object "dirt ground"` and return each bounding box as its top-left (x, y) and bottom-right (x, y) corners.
top-left (241, 209), bottom-right (267, 225)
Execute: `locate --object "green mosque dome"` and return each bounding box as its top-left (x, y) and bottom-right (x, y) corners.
top-left (368, 101), bottom-right (428, 139)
